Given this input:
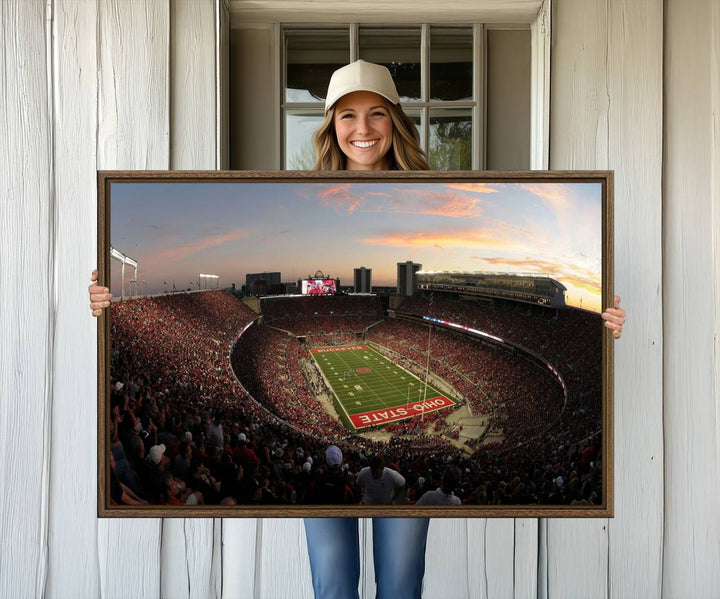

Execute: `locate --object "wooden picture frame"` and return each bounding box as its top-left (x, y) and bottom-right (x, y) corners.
top-left (98, 170), bottom-right (614, 518)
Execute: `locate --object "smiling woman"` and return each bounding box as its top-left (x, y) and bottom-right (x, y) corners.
top-left (311, 60), bottom-right (430, 172)
top-left (333, 91), bottom-right (394, 170)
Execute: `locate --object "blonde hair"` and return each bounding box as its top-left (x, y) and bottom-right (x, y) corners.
top-left (312, 100), bottom-right (430, 171)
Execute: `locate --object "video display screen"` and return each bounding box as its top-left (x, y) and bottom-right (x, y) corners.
top-left (302, 279), bottom-right (337, 295)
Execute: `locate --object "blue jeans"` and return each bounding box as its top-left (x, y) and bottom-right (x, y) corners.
top-left (304, 517), bottom-right (430, 599)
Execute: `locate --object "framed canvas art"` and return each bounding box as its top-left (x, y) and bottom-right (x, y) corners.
top-left (97, 170), bottom-right (614, 517)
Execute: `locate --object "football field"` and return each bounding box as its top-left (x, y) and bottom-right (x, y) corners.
top-left (309, 345), bottom-right (457, 430)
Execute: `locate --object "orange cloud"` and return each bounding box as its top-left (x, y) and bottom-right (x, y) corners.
top-left (363, 228), bottom-right (513, 250)
top-left (483, 217), bottom-right (547, 246)
top-left (482, 256), bottom-right (564, 273)
top-left (565, 276), bottom-right (602, 295)
top-left (520, 183), bottom-right (573, 211)
top-left (445, 183), bottom-right (500, 195)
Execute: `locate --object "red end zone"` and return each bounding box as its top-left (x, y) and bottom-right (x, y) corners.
top-left (350, 396), bottom-right (454, 429)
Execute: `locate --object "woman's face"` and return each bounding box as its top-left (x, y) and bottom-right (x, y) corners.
top-left (333, 91), bottom-right (393, 170)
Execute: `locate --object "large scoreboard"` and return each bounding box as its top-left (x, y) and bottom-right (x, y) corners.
top-left (301, 279), bottom-right (338, 295)
top-left (301, 270), bottom-right (340, 296)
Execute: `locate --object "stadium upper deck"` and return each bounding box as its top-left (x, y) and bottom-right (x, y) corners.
top-left (416, 271), bottom-right (567, 308)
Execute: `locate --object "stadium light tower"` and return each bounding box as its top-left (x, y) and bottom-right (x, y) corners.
top-left (199, 273), bottom-right (219, 289)
top-left (110, 247), bottom-right (138, 300)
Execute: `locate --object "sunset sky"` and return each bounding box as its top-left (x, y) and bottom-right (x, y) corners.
top-left (110, 180), bottom-right (604, 312)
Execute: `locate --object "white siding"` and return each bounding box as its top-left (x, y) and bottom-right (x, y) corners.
top-left (1, 1), bottom-right (719, 598)
top-left (256, 519), bottom-right (314, 598)
top-left (48, 0), bottom-right (101, 596)
top-left (222, 519), bottom-right (259, 598)
top-left (606, 1), bottom-right (665, 596)
top-left (0, 2), bottom-right (52, 598)
top-left (170, 0), bottom-right (218, 170)
top-left (549, 2), bottom-right (664, 597)
top-left (423, 519), bottom-right (472, 599)
top-left (663, 0), bottom-right (720, 596)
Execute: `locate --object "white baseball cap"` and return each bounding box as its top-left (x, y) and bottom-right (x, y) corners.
top-left (148, 444), bottom-right (166, 465)
top-left (325, 445), bottom-right (343, 467)
top-left (324, 60), bottom-right (400, 112)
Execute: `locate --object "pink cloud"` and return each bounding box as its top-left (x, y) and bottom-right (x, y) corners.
top-left (263, 230), bottom-right (289, 243)
top-left (316, 185), bottom-right (487, 218)
top-left (143, 229), bottom-right (248, 271)
top-left (445, 183), bottom-right (500, 195)
top-left (388, 190), bottom-right (484, 218)
top-left (318, 184), bottom-right (366, 214)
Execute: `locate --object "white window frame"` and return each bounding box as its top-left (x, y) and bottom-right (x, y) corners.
top-left (281, 23), bottom-right (486, 170)
top-left (249, 1), bottom-right (551, 170)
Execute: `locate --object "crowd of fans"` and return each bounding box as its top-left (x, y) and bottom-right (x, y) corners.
top-left (231, 322), bottom-right (349, 440)
top-left (107, 289), bottom-right (604, 508)
top-left (397, 293), bottom-right (602, 407)
top-left (261, 295), bottom-right (383, 336)
top-left (306, 332), bottom-right (357, 347)
top-left (366, 316), bottom-right (567, 442)
top-left (263, 295), bottom-right (383, 320)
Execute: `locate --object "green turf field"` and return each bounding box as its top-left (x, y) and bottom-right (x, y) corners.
top-left (309, 345), bottom-right (456, 430)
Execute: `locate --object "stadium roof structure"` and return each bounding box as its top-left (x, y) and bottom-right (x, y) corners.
top-left (416, 270), bottom-right (567, 308)
top-left (416, 270), bottom-right (567, 288)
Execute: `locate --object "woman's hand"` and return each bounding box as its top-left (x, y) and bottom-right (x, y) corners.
top-left (89, 269), bottom-right (112, 316)
top-left (602, 295), bottom-right (625, 339)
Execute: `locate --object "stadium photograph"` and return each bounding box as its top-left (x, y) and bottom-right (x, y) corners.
top-left (100, 172), bottom-right (611, 516)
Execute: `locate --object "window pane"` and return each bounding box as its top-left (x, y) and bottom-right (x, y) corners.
top-left (286, 30), bottom-right (349, 103)
top-left (359, 28), bottom-right (421, 102)
top-left (430, 27), bottom-right (473, 101)
top-left (285, 112), bottom-right (324, 169)
top-left (486, 30), bottom-right (530, 169)
top-left (402, 109), bottom-right (423, 148)
top-left (429, 109), bottom-right (472, 170)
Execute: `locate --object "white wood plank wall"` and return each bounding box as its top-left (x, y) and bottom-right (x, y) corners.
top-left (48, 0), bottom-right (101, 596)
top-left (605, 1), bottom-right (664, 595)
top-left (1, 1), bottom-right (719, 598)
top-left (550, 2), bottom-right (664, 599)
top-left (0, 2), bottom-right (53, 599)
top-left (663, 1), bottom-right (720, 596)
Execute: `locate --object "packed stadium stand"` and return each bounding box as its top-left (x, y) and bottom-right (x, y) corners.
top-left (108, 287), bottom-right (604, 508)
top-left (261, 294), bottom-right (383, 337)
